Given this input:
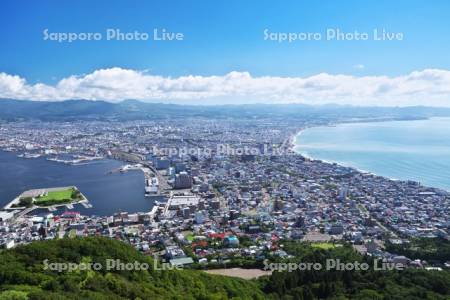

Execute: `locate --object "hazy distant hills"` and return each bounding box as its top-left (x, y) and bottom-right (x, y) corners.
top-left (1, 99), bottom-right (450, 121)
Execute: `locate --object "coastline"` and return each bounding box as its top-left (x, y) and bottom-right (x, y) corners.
top-left (290, 117), bottom-right (450, 193)
top-left (291, 129), bottom-right (379, 177)
top-left (0, 150), bottom-right (156, 216)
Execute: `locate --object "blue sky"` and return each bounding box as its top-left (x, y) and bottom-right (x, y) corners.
top-left (1, 0), bottom-right (449, 81)
top-left (0, 0), bottom-right (450, 106)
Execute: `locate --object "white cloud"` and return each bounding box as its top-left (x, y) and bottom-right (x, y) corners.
top-left (1, 67), bottom-right (450, 106)
top-left (353, 64), bottom-right (365, 70)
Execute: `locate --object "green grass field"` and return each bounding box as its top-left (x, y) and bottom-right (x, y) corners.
top-left (311, 242), bottom-right (337, 250)
top-left (34, 188), bottom-right (76, 206)
top-left (184, 232), bottom-right (195, 242)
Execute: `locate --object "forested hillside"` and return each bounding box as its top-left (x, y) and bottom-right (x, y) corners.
top-left (0, 237), bottom-right (449, 299)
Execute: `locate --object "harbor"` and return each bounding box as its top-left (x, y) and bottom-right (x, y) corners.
top-left (109, 163), bottom-right (172, 197)
top-left (0, 151), bottom-right (157, 216)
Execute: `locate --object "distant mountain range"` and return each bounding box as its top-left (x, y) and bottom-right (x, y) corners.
top-left (1, 99), bottom-right (450, 121)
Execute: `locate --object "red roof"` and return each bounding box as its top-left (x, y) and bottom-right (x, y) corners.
top-left (192, 240), bottom-right (208, 249)
top-left (208, 233), bottom-right (226, 240)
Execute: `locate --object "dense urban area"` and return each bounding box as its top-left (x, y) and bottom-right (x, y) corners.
top-left (0, 115), bottom-right (448, 277)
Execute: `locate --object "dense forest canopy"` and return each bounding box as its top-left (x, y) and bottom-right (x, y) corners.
top-left (0, 237), bottom-right (449, 299)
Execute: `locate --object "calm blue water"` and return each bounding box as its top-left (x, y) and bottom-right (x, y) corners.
top-left (294, 118), bottom-right (450, 191)
top-left (0, 151), bottom-right (158, 215)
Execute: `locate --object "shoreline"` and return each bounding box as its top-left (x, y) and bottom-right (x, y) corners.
top-left (290, 117), bottom-right (450, 193)
top-left (0, 150), bottom-right (156, 216)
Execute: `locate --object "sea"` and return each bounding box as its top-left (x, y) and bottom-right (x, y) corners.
top-left (0, 151), bottom-right (161, 216)
top-left (294, 117), bottom-right (450, 191)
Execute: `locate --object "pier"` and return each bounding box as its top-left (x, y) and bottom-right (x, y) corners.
top-left (110, 162), bottom-right (172, 197)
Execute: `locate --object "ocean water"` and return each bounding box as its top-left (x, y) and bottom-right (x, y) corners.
top-left (0, 151), bottom-right (159, 216)
top-left (294, 117), bottom-right (450, 191)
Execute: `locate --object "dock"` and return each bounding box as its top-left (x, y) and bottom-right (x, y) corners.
top-left (81, 201), bottom-right (93, 208)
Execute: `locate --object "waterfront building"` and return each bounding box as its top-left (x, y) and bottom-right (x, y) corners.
top-left (174, 172), bottom-right (192, 189)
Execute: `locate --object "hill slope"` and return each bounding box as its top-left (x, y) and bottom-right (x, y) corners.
top-left (2, 99), bottom-right (450, 121)
top-left (1, 237), bottom-right (450, 299)
top-left (0, 237), bottom-right (264, 300)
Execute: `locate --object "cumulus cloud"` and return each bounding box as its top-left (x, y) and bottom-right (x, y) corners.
top-left (1, 67), bottom-right (450, 106)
